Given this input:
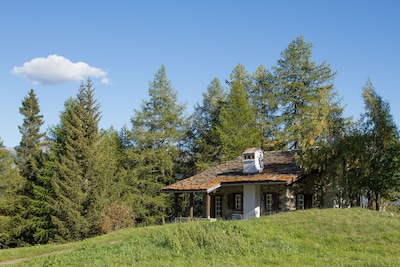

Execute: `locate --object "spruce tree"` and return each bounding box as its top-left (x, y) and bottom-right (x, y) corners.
top-left (0, 141), bottom-right (26, 247)
top-left (17, 89), bottom-right (45, 186)
top-left (127, 65), bottom-right (188, 224)
top-left (13, 89), bottom-right (57, 245)
top-left (51, 79), bottom-right (101, 240)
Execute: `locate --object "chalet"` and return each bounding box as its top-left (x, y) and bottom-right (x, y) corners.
top-left (162, 148), bottom-right (319, 220)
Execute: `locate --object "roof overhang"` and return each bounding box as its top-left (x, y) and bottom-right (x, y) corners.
top-left (206, 183), bottom-right (221, 193)
top-left (220, 181), bottom-right (287, 186)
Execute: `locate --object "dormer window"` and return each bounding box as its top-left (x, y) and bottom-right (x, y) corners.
top-left (244, 154), bottom-right (255, 160)
top-left (243, 148), bottom-right (264, 174)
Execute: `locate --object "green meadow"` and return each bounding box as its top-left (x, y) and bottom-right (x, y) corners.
top-left (1, 208), bottom-right (399, 266)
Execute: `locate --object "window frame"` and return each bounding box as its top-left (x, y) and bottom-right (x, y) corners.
top-left (215, 195), bottom-right (222, 218)
top-left (296, 194), bottom-right (305, 210)
top-left (265, 193), bottom-right (273, 212)
top-left (235, 193), bottom-right (243, 210)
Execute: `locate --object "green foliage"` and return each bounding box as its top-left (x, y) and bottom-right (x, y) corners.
top-left (250, 65), bottom-right (279, 150)
top-left (17, 89), bottom-right (46, 185)
top-left (2, 89), bottom-right (58, 246)
top-left (0, 141), bottom-right (27, 248)
top-left (126, 65), bottom-right (188, 225)
top-left (2, 209), bottom-right (400, 266)
top-left (188, 77), bottom-right (226, 172)
top-left (217, 78), bottom-right (261, 160)
top-left (51, 79), bottom-right (103, 240)
top-left (358, 80), bottom-right (400, 209)
top-left (273, 35), bottom-right (338, 150)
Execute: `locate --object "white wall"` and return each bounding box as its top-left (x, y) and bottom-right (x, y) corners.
top-left (243, 184), bottom-right (261, 218)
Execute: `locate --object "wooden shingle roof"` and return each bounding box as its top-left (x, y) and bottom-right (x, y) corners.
top-left (162, 150), bottom-right (302, 192)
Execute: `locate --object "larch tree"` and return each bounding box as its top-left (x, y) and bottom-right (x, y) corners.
top-left (272, 35), bottom-right (339, 150)
top-left (127, 65), bottom-right (188, 225)
top-left (250, 65), bottom-right (279, 150)
top-left (272, 36), bottom-right (346, 207)
top-left (358, 80), bottom-right (400, 210)
top-left (188, 77), bottom-right (226, 172)
top-left (217, 79), bottom-right (261, 161)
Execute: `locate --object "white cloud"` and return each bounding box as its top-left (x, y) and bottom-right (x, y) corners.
top-left (12, 55), bottom-right (109, 85)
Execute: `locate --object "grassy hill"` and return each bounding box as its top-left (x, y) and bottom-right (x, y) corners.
top-left (1, 208), bottom-right (399, 266)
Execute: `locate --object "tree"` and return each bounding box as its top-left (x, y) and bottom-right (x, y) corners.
top-left (188, 77), bottom-right (226, 172)
top-left (126, 65), bottom-right (188, 224)
top-left (227, 63), bottom-right (252, 94)
top-left (217, 79), bottom-right (261, 160)
top-left (272, 35), bottom-right (338, 150)
top-left (250, 65), bottom-right (279, 150)
top-left (17, 89), bottom-right (45, 186)
top-left (51, 79), bottom-right (102, 240)
top-left (9, 89), bottom-right (58, 245)
top-left (271, 36), bottom-right (346, 207)
top-left (87, 128), bottom-right (134, 234)
top-left (358, 80), bottom-right (400, 210)
top-left (0, 141), bottom-right (26, 248)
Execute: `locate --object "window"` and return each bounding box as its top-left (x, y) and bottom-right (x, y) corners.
top-left (244, 153), bottom-right (254, 160)
top-left (215, 196), bottom-right (222, 217)
top-left (296, 194), bottom-right (304, 210)
top-left (235, 194), bottom-right (242, 210)
top-left (265, 193), bottom-right (273, 211)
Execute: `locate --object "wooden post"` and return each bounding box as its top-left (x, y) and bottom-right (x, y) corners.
top-left (174, 193), bottom-right (179, 218)
top-left (206, 193), bottom-right (211, 219)
top-left (189, 193), bottom-right (194, 219)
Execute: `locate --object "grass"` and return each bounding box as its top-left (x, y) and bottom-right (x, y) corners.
top-left (1, 208), bottom-right (399, 266)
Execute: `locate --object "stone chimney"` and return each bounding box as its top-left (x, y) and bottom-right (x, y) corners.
top-left (243, 148), bottom-right (264, 174)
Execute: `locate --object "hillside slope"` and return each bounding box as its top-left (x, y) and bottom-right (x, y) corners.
top-left (1, 208), bottom-right (399, 266)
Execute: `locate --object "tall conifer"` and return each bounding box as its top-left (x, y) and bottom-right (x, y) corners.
top-left (273, 36), bottom-right (339, 150)
top-left (188, 77), bottom-right (226, 172)
top-left (13, 89), bottom-right (57, 245)
top-left (217, 79), bottom-right (261, 160)
top-left (51, 79), bottom-right (101, 240)
top-left (127, 65), bottom-right (188, 224)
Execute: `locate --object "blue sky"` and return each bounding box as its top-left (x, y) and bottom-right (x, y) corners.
top-left (1, 1), bottom-right (399, 147)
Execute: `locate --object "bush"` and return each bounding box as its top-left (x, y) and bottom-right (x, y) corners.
top-left (97, 203), bottom-right (134, 234)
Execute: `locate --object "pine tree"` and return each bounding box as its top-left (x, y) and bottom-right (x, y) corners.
top-left (217, 79), bottom-right (261, 160)
top-left (188, 77), bottom-right (226, 172)
top-left (127, 65), bottom-right (188, 224)
top-left (273, 35), bottom-right (339, 150)
top-left (51, 79), bottom-right (102, 240)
